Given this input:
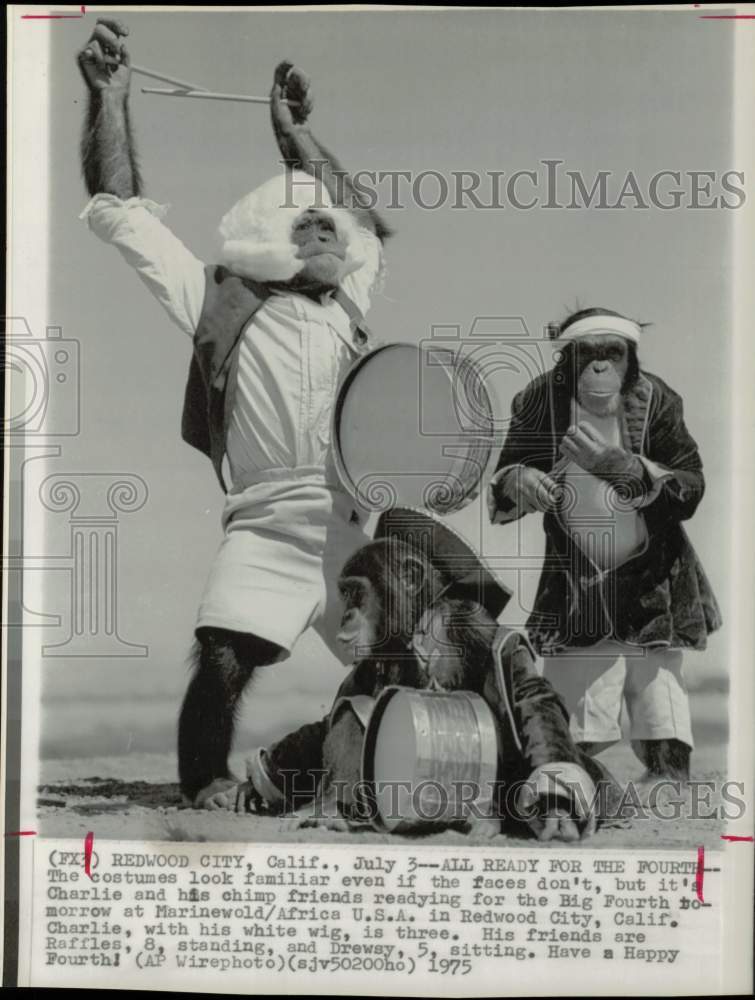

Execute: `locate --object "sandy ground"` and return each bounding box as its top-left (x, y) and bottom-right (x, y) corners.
top-left (37, 737), bottom-right (727, 850)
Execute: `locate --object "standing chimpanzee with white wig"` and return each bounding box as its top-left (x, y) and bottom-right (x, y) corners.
top-left (488, 307), bottom-right (721, 781)
top-left (76, 17), bottom-right (390, 808)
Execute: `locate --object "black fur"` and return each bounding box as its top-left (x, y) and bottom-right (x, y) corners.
top-left (339, 540), bottom-right (498, 694)
top-left (81, 90), bottom-right (143, 199)
top-left (340, 538), bottom-right (447, 657)
top-left (178, 627), bottom-right (281, 800)
top-left (636, 738), bottom-right (691, 781)
top-left (556, 336), bottom-right (640, 395)
top-left (557, 306), bottom-right (642, 393)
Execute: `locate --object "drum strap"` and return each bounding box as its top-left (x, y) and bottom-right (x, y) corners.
top-left (490, 628), bottom-right (529, 755)
top-left (410, 595), bottom-right (467, 685)
top-left (410, 608), bottom-right (531, 751)
top-left (333, 288), bottom-right (371, 350)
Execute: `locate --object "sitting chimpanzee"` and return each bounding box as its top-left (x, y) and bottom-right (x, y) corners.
top-left (239, 507), bottom-right (622, 842)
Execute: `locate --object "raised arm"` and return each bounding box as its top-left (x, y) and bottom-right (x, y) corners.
top-left (77, 18), bottom-right (141, 198)
top-left (75, 18), bottom-right (205, 339)
top-left (270, 62), bottom-right (392, 241)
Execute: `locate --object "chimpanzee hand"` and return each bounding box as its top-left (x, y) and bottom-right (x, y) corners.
top-left (270, 61), bottom-right (314, 134)
top-left (529, 807), bottom-right (583, 843)
top-left (517, 786), bottom-right (584, 843)
top-left (518, 797), bottom-right (596, 843)
top-left (77, 17), bottom-right (132, 94)
top-left (492, 465), bottom-right (561, 514)
top-left (560, 423), bottom-right (646, 496)
top-left (516, 764), bottom-right (598, 842)
top-left (280, 790), bottom-right (353, 833)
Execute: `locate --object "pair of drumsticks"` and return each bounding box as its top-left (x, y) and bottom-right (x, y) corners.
top-left (133, 63), bottom-right (298, 107)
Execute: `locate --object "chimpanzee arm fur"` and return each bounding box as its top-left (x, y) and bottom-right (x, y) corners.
top-left (270, 63), bottom-right (392, 240)
top-left (265, 718), bottom-right (329, 809)
top-left (76, 17), bottom-right (141, 199)
top-left (277, 127), bottom-right (392, 241)
top-left (81, 89), bottom-right (142, 199)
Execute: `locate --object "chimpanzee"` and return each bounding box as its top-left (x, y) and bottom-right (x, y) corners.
top-left (76, 18), bottom-right (390, 808)
top-left (241, 511), bottom-right (621, 842)
top-left (488, 307), bottom-right (722, 781)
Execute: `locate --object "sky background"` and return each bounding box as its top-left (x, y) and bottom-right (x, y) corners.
top-left (31, 7), bottom-right (735, 760)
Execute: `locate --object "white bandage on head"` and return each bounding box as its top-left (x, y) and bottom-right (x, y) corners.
top-left (558, 312), bottom-right (642, 345)
top-left (218, 170), bottom-right (365, 282)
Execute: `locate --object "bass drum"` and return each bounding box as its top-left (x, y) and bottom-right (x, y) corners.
top-left (331, 342), bottom-right (494, 514)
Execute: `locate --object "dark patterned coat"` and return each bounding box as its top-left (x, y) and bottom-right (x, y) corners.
top-left (492, 369), bottom-right (722, 654)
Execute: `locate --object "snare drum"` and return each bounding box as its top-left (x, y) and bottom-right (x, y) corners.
top-left (362, 686), bottom-right (500, 833)
top-left (332, 343), bottom-right (494, 515)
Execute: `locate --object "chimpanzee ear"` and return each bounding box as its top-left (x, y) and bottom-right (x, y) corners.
top-left (555, 340), bottom-right (575, 366)
top-left (398, 555), bottom-right (427, 594)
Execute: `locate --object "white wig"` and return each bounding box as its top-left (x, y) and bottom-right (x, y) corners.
top-left (218, 170), bottom-right (365, 283)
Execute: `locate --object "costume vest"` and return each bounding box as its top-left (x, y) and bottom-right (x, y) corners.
top-left (181, 265), bottom-right (369, 490)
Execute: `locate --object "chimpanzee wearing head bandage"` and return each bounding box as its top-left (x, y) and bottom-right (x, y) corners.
top-left (488, 307), bottom-right (722, 781)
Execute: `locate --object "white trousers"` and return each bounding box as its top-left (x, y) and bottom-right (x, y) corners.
top-left (542, 639), bottom-right (694, 751)
top-left (197, 471), bottom-right (368, 664)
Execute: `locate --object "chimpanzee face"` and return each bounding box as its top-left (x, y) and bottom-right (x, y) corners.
top-left (336, 541), bottom-right (436, 658)
top-left (336, 576), bottom-right (384, 653)
top-left (569, 334), bottom-right (631, 416)
top-left (289, 209), bottom-right (350, 290)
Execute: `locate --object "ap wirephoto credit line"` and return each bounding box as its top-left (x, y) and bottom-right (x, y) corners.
top-left (3, 3), bottom-right (754, 996)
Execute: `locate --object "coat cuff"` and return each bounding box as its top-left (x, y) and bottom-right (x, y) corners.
top-left (515, 762), bottom-right (598, 837)
top-left (79, 193), bottom-right (171, 224)
top-left (633, 457), bottom-right (675, 508)
top-left (245, 747), bottom-right (286, 807)
top-left (487, 465), bottom-right (526, 525)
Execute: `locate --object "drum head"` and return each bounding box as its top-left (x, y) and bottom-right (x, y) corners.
top-left (332, 343), bottom-right (494, 514)
top-left (370, 691), bottom-right (418, 832)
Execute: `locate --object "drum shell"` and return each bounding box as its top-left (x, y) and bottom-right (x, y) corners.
top-left (362, 686), bottom-right (499, 833)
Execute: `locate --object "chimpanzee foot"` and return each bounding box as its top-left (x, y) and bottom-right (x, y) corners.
top-left (294, 813), bottom-right (352, 833)
top-left (534, 810), bottom-right (583, 843)
top-left (188, 777), bottom-right (241, 811)
top-left (467, 815), bottom-right (501, 839)
top-left (281, 787), bottom-right (351, 832)
top-left (577, 740), bottom-right (616, 757)
top-left (633, 738), bottom-right (691, 781)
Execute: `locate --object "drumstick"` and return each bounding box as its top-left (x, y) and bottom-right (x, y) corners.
top-left (140, 86), bottom-right (298, 106)
top-left (131, 63), bottom-right (297, 106)
top-left (131, 63), bottom-right (207, 92)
